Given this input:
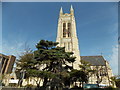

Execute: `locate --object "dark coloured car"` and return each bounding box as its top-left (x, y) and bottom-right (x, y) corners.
top-left (83, 84), bottom-right (99, 89)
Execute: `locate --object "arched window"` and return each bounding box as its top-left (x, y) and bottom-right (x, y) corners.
top-left (68, 23), bottom-right (71, 37)
top-left (11, 78), bottom-right (14, 80)
top-left (63, 23), bottom-right (66, 37)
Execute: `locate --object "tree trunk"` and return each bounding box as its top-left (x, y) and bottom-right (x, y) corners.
top-left (43, 77), bottom-right (48, 87)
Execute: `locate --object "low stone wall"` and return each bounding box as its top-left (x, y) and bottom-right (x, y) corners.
top-left (1, 87), bottom-right (47, 90)
top-left (2, 87), bottom-right (36, 90)
top-left (1, 87), bottom-right (120, 90)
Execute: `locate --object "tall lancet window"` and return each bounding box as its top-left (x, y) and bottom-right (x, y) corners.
top-left (63, 23), bottom-right (66, 37)
top-left (68, 23), bottom-right (71, 37)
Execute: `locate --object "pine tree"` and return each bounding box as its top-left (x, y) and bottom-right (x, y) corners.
top-left (34, 40), bottom-right (76, 88)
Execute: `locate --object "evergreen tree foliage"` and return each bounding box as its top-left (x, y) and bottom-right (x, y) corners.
top-left (33, 40), bottom-right (76, 87)
top-left (16, 40), bottom-right (93, 89)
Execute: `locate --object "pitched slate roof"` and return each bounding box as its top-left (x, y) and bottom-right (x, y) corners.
top-left (81, 56), bottom-right (106, 66)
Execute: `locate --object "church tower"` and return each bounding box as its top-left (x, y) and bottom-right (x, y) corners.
top-left (56, 5), bottom-right (81, 69)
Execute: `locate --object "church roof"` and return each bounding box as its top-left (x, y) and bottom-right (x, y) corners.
top-left (81, 56), bottom-right (106, 66)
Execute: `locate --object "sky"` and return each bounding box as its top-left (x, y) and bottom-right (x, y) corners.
top-left (2, 2), bottom-right (118, 75)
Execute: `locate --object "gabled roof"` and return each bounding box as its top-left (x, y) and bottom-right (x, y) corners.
top-left (81, 56), bottom-right (106, 66)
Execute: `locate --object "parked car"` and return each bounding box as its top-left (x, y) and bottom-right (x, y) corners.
top-left (83, 84), bottom-right (99, 89)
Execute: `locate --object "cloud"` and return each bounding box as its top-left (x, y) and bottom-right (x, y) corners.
top-left (108, 23), bottom-right (118, 35)
top-left (108, 22), bottom-right (118, 76)
top-left (109, 45), bottom-right (118, 75)
top-left (2, 39), bottom-right (25, 58)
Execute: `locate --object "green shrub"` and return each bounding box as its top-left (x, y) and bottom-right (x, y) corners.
top-left (25, 84), bottom-right (33, 88)
top-left (2, 83), bottom-right (5, 86)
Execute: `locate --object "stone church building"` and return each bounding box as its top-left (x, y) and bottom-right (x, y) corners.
top-left (56, 5), bottom-right (113, 86)
top-left (3, 5), bottom-right (114, 87)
